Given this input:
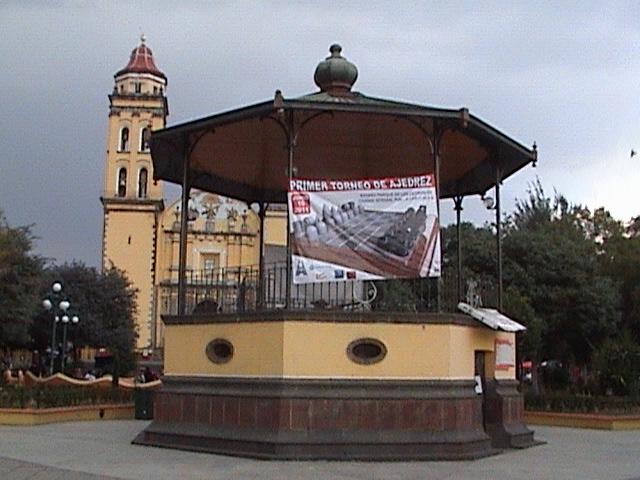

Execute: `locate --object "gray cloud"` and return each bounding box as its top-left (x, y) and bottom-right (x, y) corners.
top-left (1, 1), bottom-right (639, 266)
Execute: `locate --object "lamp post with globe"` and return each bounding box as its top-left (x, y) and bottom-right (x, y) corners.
top-left (42, 282), bottom-right (71, 375)
top-left (59, 313), bottom-right (80, 373)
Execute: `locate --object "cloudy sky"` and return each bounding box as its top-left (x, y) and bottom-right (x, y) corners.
top-left (1, 1), bottom-right (639, 267)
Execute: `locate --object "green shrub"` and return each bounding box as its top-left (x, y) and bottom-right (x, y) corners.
top-left (592, 333), bottom-right (640, 396)
top-left (0, 385), bottom-right (132, 409)
top-left (524, 392), bottom-right (640, 414)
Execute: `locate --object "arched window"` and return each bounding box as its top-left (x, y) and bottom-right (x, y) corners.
top-left (119, 127), bottom-right (130, 152)
top-left (138, 168), bottom-right (148, 198)
top-left (140, 127), bottom-right (150, 152)
top-left (117, 168), bottom-right (127, 197)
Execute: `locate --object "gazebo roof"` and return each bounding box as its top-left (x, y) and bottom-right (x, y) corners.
top-left (151, 47), bottom-right (536, 204)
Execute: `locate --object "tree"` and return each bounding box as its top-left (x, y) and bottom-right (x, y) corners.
top-left (574, 206), bottom-right (624, 252)
top-left (509, 179), bottom-right (570, 231)
top-left (371, 278), bottom-right (422, 312)
top-left (504, 183), bottom-right (620, 365)
top-left (32, 262), bottom-right (138, 375)
top-left (503, 285), bottom-right (544, 392)
top-left (0, 211), bottom-right (44, 348)
top-left (440, 222), bottom-right (498, 306)
top-left (587, 214), bottom-right (640, 338)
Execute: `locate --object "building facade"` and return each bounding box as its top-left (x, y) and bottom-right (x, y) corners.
top-left (101, 39), bottom-right (275, 354)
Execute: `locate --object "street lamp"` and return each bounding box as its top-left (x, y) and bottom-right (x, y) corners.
top-left (42, 282), bottom-right (71, 375)
top-left (60, 313), bottom-right (79, 373)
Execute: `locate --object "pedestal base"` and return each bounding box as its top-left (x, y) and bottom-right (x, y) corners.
top-left (484, 379), bottom-right (539, 448)
top-left (133, 376), bottom-right (497, 460)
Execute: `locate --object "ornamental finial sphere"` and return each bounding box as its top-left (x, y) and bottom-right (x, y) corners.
top-left (314, 44), bottom-right (358, 94)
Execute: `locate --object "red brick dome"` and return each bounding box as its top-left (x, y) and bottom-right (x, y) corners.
top-left (115, 37), bottom-right (166, 80)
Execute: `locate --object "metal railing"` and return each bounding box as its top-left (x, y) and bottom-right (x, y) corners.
top-left (158, 262), bottom-right (498, 316)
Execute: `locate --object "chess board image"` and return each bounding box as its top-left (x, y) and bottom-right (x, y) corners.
top-left (291, 202), bottom-right (439, 279)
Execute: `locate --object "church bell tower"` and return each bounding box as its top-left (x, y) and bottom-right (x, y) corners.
top-left (101, 37), bottom-right (168, 350)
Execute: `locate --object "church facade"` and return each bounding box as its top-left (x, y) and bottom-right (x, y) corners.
top-left (101, 39), bottom-right (285, 354)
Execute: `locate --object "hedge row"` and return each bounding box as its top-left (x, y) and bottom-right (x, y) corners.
top-left (0, 385), bottom-right (133, 409)
top-left (525, 393), bottom-right (640, 415)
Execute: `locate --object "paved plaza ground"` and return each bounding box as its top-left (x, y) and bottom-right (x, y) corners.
top-left (1, 420), bottom-right (639, 479)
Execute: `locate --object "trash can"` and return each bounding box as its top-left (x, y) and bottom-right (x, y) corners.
top-left (134, 388), bottom-right (155, 420)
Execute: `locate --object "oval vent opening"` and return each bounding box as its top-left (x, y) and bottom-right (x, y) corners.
top-left (347, 338), bottom-right (387, 365)
top-left (206, 338), bottom-right (234, 364)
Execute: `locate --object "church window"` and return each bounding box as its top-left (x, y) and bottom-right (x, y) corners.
top-left (204, 258), bottom-right (216, 271)
top-left (119, 127), bottom-right (130, 152)
top-left (140, 127), bottom-right (150, 152)
top-left (138, 168), bottom-right (148, 198)
top-left (134, 82), bottom-right (142, 93)
top-left (117, 168), bottom-right (127, 197)
top-left (202, 253), bottom-right (219, 275)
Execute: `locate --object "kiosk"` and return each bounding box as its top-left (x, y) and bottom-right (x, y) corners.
top-left (134, 45), bottom-right (537, 460)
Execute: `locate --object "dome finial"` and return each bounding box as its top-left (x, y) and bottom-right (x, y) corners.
top-left (140, 33), bottom-right (146, 44)
top-left (314, 44), bottom-right (358, 95)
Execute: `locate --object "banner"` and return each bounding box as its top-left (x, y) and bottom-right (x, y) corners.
top-left (288, 174), bottom-right (441, 284)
